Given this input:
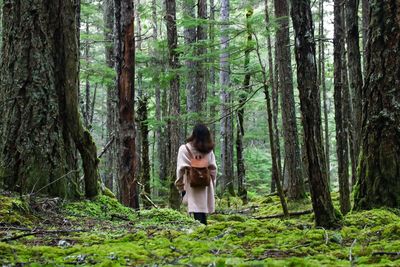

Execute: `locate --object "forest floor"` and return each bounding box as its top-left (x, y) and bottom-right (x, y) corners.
top-left (0, 191), bottom-right (399, 266)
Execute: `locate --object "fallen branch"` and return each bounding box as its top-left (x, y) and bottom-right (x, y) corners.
top-left (372, 252), bottom-right (400, 256)
top-left (1, 229), bottom-right (85, 242)
top-left (349, 239), bottom-right (357, 266)
top-left (254, 209), bottom-right (313, 220)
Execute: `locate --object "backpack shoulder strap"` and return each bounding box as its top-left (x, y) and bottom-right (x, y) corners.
top-left (185, 144), bottom-right (194, 160)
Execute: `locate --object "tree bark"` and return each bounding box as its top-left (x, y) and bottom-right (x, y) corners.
top-left (361, 0), bottom-right (369, 73)
top-left (274, 0), bottom-right (305, 199)
top-left (290, 0), bottom-right (339, 227)
top-left (318, 0), bottom-right (331, 186)
top-left (196, 0), bottom-right (207, 117)
top-left (104, 0), bottom-right (116, 192)
top-left (236, 8), bottom-right (253, 204)
top-left (334, 0), bottom-right (351, 215)
top-left (0, 0), bottom-right (99, 198)
top-left (354, 0), bottom-right (400, 210)
top-left (265, 0), bottom-right (282, 195)
top-left (114, 0), bottom-right (138, 208)
top-left (165, 0), bottom-right (181, 209)
top-left (183, 0), bottom-right (198, 119)
top-left (220, 0), bottom-right (235, 196)
top-left (209, 0), bottom-right (217, 139)
top-left (345, 0), bottom-right (363, 188)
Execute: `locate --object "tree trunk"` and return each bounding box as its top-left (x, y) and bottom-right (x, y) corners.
top-left (354, 0), bottom-right (400, 210)
top-left (274, 0), bottom-right (305, 199)
top-left (135, 0), bottom-right (151, 208)
top-left (183, 0), bottom-right (198, 120)
top-left (265, 0), bottom-right (282, 195)
top-left (220, 0), bottom-right (235, 196)
top-left (165, 0), bottom-right (181, 209)
top-left (361, 0), bottom-right (369, 73)
top-left (236, 8), bottom-right (253, 204)
top-left (0, 0), bottom-right (99, 198)
top-left (334, 0), bottom-right (351, 215)
top-left (345, 0), bottom-right (363, 188)
top-left (290, 0), bottom-right (339, 228)
top-left (104, 0), bottom-right (116, 192)
top-left (319, 0), bottom-right (331, 185)
top-left (196, 0), bottom-right (207, 118)
top-left (209, 0), bottom-right (216, 139)
top-left (254, 33), bottom-right (289, 218)
top-left (114, 0), bottom-right (138, 209)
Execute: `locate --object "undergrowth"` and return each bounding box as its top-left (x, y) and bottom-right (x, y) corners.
top-left (0, 192), bottom-right (399, 266)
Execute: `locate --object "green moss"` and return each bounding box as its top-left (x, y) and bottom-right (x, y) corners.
top-left (1, 194), bottom-right (399, 266)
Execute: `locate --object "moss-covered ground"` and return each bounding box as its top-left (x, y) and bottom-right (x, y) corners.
top-left (0, 192), bottom-right (399, 266)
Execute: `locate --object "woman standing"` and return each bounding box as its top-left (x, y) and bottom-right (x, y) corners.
top-left (175, 124), bottom-right (217, 225)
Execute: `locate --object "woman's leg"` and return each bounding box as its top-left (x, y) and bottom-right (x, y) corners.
top-left (193, 212), bottom-right (207, 225)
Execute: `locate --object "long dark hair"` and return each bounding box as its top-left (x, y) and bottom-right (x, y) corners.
top-left (187, 124), bottom-right (214, 154)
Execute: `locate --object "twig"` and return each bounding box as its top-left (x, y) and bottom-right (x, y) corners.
top-left (349, 238), bottom-right (357, 265)
top-left (316, 227), bottom-right (329, 245)
top-left (136, 181), bottom-right (159, 209)
top-left (372, 252), bottom-right (400, 256)
top-left (254, 209), bottom-right (313, 220)
top-left (1, 229), bottom-right (85, 242)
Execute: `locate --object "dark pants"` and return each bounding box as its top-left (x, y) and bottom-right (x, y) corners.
top-left (193, 212), bottom-right (207, 225)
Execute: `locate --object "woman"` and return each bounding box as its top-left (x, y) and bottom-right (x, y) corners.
top-left (175, 124), bottom-right (217, 225)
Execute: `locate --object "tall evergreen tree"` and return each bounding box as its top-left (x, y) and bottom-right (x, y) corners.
top-left (290, 0), bottom-right (339, 227)
top-left (334, 0), bottom-right (351, 215)
top-left (114, 0), bottom-right (138, 208)
top-left (220, 0), bottom-right (235, 196)
top-left (165, 0), bottom-right (182, 209)
top-left (274, 0), bottom-right (305, 199)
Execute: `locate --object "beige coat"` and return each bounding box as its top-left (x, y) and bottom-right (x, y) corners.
top-left (175, 143), bottom-right (217, 213)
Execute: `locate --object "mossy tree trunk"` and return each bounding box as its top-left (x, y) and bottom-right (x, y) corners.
top-left (354, 0), bottom-right (400, 210)
top-left (0, 0), bottom-right (99, 198)
top-left (236, 8), bottom-right (253, 204)
top-left (290, 0), bottom-right (339, 228)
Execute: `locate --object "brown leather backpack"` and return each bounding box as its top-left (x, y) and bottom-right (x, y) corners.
top-left (185, 144), bottom-right (211, 187)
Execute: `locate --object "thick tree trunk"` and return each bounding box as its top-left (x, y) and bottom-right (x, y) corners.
top-left (115, 0), bottom-right (138, 208)
top-left (165, 0), bottom-right (181, 209)
top-left (354, 0), bottom-right (400, 210)
top-left (0, 0), bottom-right (99, 198)
top-left (334, 0), bottom-right (351, 215)
top-left (274, 0), bottom-right (305, 199)
top-left (104, 0), bottom-right (116, 192)
top-left (220, 0), bottom-right (235, 196)
top-left (345, 0), bottom-right (363, 188)
top-left (236, 8), bottom-right (253, 204)
top-left (290, 0), bottom-right (339, 228)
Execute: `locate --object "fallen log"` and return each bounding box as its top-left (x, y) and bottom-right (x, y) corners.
top-left (254, 209), bottom-right (313, 220)
top-left (1, 229), bottom-right (85, 242)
